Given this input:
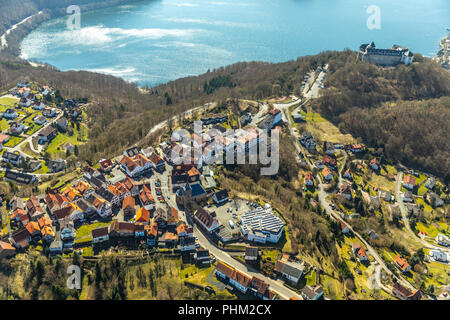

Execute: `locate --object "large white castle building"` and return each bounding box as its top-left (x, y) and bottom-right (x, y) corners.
top-left (358, 42), bottom-right (414, 66)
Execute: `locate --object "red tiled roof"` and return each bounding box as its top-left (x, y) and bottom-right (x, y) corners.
top-left (403, 175), bottom-right (416, 186)
top-left (92, 226), bottom-right (109, 238)
top-left (135, 207), bottom-right (150, 223)
top-left (216, 261), bottom-right (235, 278)
top-left (123, 195), bottom-right (135, 209)
top-left (25, 221), bottom-right (40, 235)
top-left (394, 255), bottom-right (410, 271)
top-left (149, 152), bottom-right (163, 165)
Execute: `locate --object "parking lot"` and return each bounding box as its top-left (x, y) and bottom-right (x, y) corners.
top-left (209, 198), bottom-right (255, 237)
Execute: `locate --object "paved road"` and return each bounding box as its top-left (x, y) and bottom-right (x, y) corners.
top-left (142, 102), bottom-right (216, 143)
top-left (250, 102), bottom-right (268, 126)
top-left (395, 172), bottom-right (449, 254)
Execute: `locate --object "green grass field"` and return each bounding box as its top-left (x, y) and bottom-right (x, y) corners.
top-left (3, 136), bottom-right (24, 147)
top-left (46, 125), bottom-right (87, 158)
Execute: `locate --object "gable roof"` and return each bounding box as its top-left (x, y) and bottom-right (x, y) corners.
top-left (92, 226), bottom-right (109, 238)
top-left (216, 261), bottom-right (235, 278)
top-left (214, 189), bottom-right (229, 202)
top-left (274, 260), bottom-right (304, 279)
top-left (123, 195), bottom-right (135, 209)
top-left (149, 152), bottom-right (163, 165)
top-left (403, 175), bottom-right (416, 185)
top-left (194, 208), bottom-right (218, 229)
top-left (394, 255), bottom-right (410, 271)
top-left (135, 207), bottom-right (150, 223)
top-left (139, 185), bottom-right (155, 204)
top-left (25, 221), bottom-right (40, 235)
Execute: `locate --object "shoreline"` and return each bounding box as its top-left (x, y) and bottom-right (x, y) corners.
top-left (0, 0), bottom-right (143, 57)
top-left (0, 11), bottom-right (44, 50)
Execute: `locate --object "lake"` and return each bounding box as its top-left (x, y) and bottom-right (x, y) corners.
top-left (20, 0), bottom-right (450, 86)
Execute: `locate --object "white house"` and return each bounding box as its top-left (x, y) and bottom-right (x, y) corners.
top-left (33, 100), bottom-right (45, 110)
top-left (91, 227), bottom-right (109, 244)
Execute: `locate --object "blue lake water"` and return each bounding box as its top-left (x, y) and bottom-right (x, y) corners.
top-left (20, 0), bottom-right (450, 86)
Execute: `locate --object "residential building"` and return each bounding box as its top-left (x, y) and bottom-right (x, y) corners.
top-left (194, 208), bottom-right (219, 234)
top-left (135, 207), bottom-right (150, 224)
top-left (425, 177), bottom-right (436, 190)
top-left (38, 126), bottom-right (56, 144)
top-left (352, 243), bottom-right (369, 262)
top-left (436, 233), bottom-right (450, 247)
top-left (393, 255), bottom-right (411, 273)
top-left (149, 152), bottom-right (165, 171)
top-left (2, 108), bottom-right (17, 119)
top-left (274, 260), bottom-right (305, 284)
top-left (392, 283), bottom-right (421, 300)
top-left (26, 195), bottom-right (44, 220)
top-left (33, 115), bottom-right (46, 125)
top-left (99, 158), bottom-right (115, 173)
top-left (403, 175), bottom-right (416, 190)
top-left (139, 185), bottom-right (155, 211)
top-left (339, 184), bottom-right (352, 201)
top-left (92, 227), bottom-right (110, 244)
top-left (304, 173), bottom-right (315, 187)
top-left (370, 158), bottom-right (380, 171)
top-left (109, 221), bottom-right (135, 237)
top-left (301, 285), bottom-right (324, 300)
top-left (11, 228), bottom-right (31, 249)
top-left (123, 195), bottom-right (135, 218)
top-left (212, 189), bottom-right (229, 205)
top-left (322, 167), bottom-right (332, 182)
top-left (2, 152), bottom-right (22, 167)
top-left (0, 241), bottom-right (16, 260)
top-left (402, 191), bottom-right (414, 203)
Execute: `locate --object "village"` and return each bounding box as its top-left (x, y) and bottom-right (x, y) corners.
top-left (0, 67), bottom-right (448, 301)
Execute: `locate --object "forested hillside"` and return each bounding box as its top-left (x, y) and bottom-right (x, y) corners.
top-left (311, 53), bottom-right (450, 178)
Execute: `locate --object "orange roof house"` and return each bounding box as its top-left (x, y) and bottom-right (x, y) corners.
top-left (123, 195), bottom-right (135, 209)
top-left (393, 255), bottom-right (411, 273)
top-left (187, 166), bottom-right (200, 177)
top-left (25, 221), bottom-right (41, 236)
top-left (74, 180), bottom-right (92, 195)
top-left (216, 261), bottom-right (235, 278)
top-left (38, 216), bottom-right (52, 229)
top-left (168, 207), bottom-right (179, 225)
top-left (145, 222), bottom-right (158, 238)
top-left (139, 185), bottom-right (155, 206)
top-left (135, 207), bottom-right (150, 224)
top-left (352, 243), bottom-right (368, 261)
top-left (322, 167), bottom-right (332, 180)
top-left (62, 187), bottom-right (81, 202)
top-left (403, 175), bottom-right (416, 188)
